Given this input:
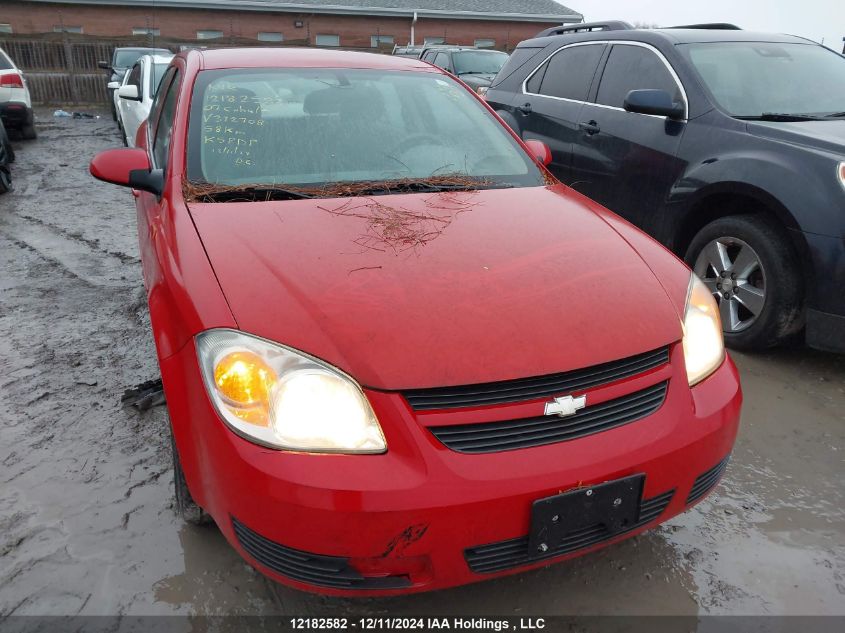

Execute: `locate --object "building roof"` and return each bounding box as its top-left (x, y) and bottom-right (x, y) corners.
top-left (22, 0), bottom-right (584, 23)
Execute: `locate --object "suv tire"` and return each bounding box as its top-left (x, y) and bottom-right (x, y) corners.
top-left (21, 123), bottom-right (37, 140)
top-left (0, 124), bottom-right (14, 163)
top-left (0, 166), bottom-right (11, 194)
top-left (685, 214), bottom-right (803, 351)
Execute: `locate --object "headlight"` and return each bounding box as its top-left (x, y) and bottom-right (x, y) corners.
top-left (196, 329), bottom-right (386, 453)
top-left (682, 274), bottom-right (725, 386)
top-left (838, 162), bottom-right (845, 191)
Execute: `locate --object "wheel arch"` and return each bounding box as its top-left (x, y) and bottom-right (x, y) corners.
top-left (674, 183), bottom-right (813, 290)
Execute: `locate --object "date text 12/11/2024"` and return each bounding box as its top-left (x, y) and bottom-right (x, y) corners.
top-left (290, 618), bottom-right (547, 630)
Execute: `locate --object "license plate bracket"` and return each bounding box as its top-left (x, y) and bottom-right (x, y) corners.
top-left (528, 475), bottom-right (644, 558)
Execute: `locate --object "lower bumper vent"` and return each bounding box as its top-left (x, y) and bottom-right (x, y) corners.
top-left (465, 489), bottom-right (674, 574)
top-left (232, 517), bottom-right (410, 590)
top-left (687, 456), bottom-right (730, 504)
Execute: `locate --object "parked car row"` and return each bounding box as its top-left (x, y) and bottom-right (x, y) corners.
top-left (99, 46), bottom-right (171, 121)
top-left (90, 45), bottom-right (741, 596)
top-left (100, 47), bottom-right (174, 146)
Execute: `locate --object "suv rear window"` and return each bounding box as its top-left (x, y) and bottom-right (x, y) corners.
top-left (0, 51), bottom-right (14, 70)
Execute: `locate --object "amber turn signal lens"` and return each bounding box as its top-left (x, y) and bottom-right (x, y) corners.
top-left (213, 351), bottom-right (277, 407)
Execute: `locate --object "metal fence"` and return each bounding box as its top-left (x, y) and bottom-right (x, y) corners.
top-left (0, 35), bottom-right (158, 105)
top-left (0, 33), bottom-right (390, 105)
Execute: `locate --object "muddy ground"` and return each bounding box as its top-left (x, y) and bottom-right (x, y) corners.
top-left (0, 111), bottom-right (843, 618)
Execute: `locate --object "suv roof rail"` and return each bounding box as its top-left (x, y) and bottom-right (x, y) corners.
top-left (666, 23), bottom-right (742, 30)
top-left (535, 21), bottom-right (634, 38)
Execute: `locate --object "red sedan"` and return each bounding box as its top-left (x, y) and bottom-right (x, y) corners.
top-left (90, 48), bottom-right (741, 595)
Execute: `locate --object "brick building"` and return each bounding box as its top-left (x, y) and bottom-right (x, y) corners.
top-left (0, 0), bottom-right (584, 50)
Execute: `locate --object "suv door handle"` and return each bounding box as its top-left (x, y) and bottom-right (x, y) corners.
top-left (517, 102), bottom-right (533, 115)
top-left (580, 120), bottom-right (600, 135)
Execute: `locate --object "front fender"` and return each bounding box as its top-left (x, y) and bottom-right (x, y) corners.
top-left (670, 125), bottom-right (845, 239)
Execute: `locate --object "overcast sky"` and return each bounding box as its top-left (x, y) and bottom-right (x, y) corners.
top-left (566, 0), bottom-right (845, 52)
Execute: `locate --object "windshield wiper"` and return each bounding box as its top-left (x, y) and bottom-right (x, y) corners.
top-left (193, 186), bottom-right (313, 202)
top-left (824, 111), bottom-right (845, 118)
top-left (355, 181), bottom-right (512, 195)
top-left (735, 113), bottom-right (825, 122)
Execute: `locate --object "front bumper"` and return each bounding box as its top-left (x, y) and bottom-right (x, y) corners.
top-left (160, 342), bottom-right (741, 596)
top-left (0, 102), bottom-right (33, 129)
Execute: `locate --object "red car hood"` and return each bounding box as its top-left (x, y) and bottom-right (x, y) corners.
top-left (188, 185), bottom-right (683, 390)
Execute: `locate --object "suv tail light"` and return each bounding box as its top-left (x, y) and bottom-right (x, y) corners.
top-left (0, 73), bottom-right (25, 88)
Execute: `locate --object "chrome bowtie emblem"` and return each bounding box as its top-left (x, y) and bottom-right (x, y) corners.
top-left (544, 394), bottom-right (587, 417)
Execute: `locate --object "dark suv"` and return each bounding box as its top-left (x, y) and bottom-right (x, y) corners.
top-left (419, 47), bottom-right (510, 93)
top-left (486, 22), bottom-right (845, 353)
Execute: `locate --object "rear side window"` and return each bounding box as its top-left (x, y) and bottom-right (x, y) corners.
top-left (596, 45), bottom-right (681, 108)
top-left (127, 63), bottom-right (142, 90)
top-left (525, 60), bottom-right (548, 93)
top-left (434, 52), bottom-right (451, 71)
top-left (491, 46), bottom-right (542, 87)
top-left (538, 44), bottom-right (605, 101)
top-left (153, 69), bottom-right (181, 170)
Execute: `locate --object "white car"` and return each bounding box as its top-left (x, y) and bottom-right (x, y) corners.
top-left (0, 46), bottom-right (35, 140)
top-left (114, 53), bottom-right (173, 147)
top-left (108, 72), bottom-right (129, 140)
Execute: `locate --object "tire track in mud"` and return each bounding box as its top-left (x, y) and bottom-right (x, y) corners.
top-left (0, 112), bottom-right (283, 616)
top-left (0, 214), bottom-right (133, 287)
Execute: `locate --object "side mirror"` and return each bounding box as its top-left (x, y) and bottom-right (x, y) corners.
top-left (98, 61), bottom-right (111, 70)
top-left (624, 89), bottom-right (685, 120)
top-left (89, 148), bottom-right (163, 196)
top-left (107, 81), bottom-right (120, 90)
top-left (524, 139), bottom-right (552, 166)
top-left (118, 85), bottom-right (141, 101)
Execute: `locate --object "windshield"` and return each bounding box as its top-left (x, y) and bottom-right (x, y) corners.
top-left (114, 49), bottom-right (169, 68)
top-left (150, 62), bottom-right (170, 97)
top-left (453, 51), bottom-right (509, 75)
top-left (682, 42), bottom-right (845, 118)
top-left (187, 68), bottom-right (543, 193)
top-left (114, 50), bottom-right (146, 68)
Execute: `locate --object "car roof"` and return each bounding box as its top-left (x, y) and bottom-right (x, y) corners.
top-left (191, 47), bottom-right (432, 71)
top-left (448, 48), bottom-right (506, 53)
top-left (115, 47), bottom-right (171, 53)
top-left (521, 28), bottom-right (815, 48)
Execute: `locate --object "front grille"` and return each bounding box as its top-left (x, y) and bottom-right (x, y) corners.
top-left (687, 456), bottom-right (730, 504)
top-left (402, 347), bottom-right (669, 410)
top-left (232, 517), bottom-right (410, 590)
top-left (465, 490), bottom-right (675, 574)
top-left (429, 381), bottom-right (668, 454)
